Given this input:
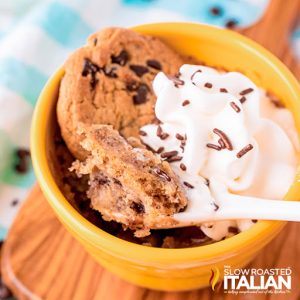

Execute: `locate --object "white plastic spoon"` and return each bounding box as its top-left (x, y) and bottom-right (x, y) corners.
top-left (172, 194), bottom-right (300, 228)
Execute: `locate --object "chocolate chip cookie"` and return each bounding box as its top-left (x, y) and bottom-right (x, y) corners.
top-left (71, 125), bottom-right (187, 237)
top-left (57, 27), bottom-right (185, 160)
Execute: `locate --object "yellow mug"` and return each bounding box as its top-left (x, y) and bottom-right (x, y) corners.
top-left (31, 23), bottom-right (300, 291)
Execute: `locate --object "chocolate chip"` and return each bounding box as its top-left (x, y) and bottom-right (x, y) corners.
top-left (129, 65), bottom-right (149, 77)
top-left (15, 159), bottom-right (28, 174)
top-left (225, 19), bottom-right (238, 29)
top-left (228, 226), bottom-right (239, 234)
top-left (82, 58), bottom-right (100, 76)
top-left (210, 6), bottom-right (223, 16)
top-left (146, 59), bottom-right (162, 70)
top-left (113, 178), bottom-right (122, 186)
top-left (111, 50), bottom-right (129, 66)
top-left (14, 148), bottom-right (31, 174)
top-left (103, 67), bottom-right (118, 78)
top-left (11, 199), bottom-right (19, 206)
top-left (93, 173), bottom-right (109, 185)
top-left (91, 77), bottom-right (98, 89)
top-left (133, 84), bottom-right (149, 105)
top-left (16, 148), bottom-right (30, 159)
top-left (130, 202), bottom-right (145, 214)
top-left (126, 80), bottom-right (138, 91)
top-left (82, 58), bottom-right (100, 89)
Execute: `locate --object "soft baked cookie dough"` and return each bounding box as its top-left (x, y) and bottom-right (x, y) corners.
top-left (57, 27), bottom-right (185, 160)
top-left (71, 125), bottom-right (187, 237)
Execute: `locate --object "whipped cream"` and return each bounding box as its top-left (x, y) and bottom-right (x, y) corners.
top-left (140, 64), bottom-right (299, 241)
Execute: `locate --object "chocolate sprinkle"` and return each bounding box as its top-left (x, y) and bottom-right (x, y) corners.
top-left (111, 50), bottom-right (129, 66)
top-left (129, 64), bottom-right (149, 77)
top-left (220, 88), bottom-right (228, 93)
top-left (206, 143), bottom-right (221, 151)
top-left (156, 125), bottom-right (169, 140)
top-left (161, 150), bottom-right (178, 159)
top-left (167, 156), bottom-right (183, 163)
top-left (183, 181), bottom-right (194, 189)
top-left (252, 219), bottom-right (258, 223)
top-left (156, 146), bottom-right (164, 154)
top-left (212, 202), bottom-right (220, 211)
top-left (153, 168), bottom-right (171, 181)
top-left (230, 101), bottom-right (241, 113)
top-left (239, 96), bottom-right (247, 104)
top-left (156, 125), bottom-right (163, 137)
top-left (240, 88), bottom-right (254, 96)
top-left (182, 100), bottom-right (190, 106)
top-left (205, 178), bottom-right (210, 186)
top-left (176, 133), bottom-right (184, 141)
top-left (218, 138), bottom-right (226, 149)
top-left (180, 163), bottom-right (187, 171)
top-left (213, 128), bottom-right (233, 151)
top-left (204, 82), bottom-right (213, 88)
top-left (160, 133), bottom-right (169, 140)
top-left (236, 144), bottom-right (253, 158)
top-left (133, 84), bottom-right (149, 105)
top-left (191, 69), bottom-right (202, 81)
top-left (139, 130), bottom-right (147, 136)
top-left (169, 76), bottom-right (185, 88)
top-left (146, 59), bottom-right (162, 70)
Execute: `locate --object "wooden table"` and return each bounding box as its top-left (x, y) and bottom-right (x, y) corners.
top-left (1, 0), bottom-right (300, 299)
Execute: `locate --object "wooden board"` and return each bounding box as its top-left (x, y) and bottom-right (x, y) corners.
top-left (2, 186), bottom-right (300, 300)
top-left (1, 0), bottom-right (300, 299)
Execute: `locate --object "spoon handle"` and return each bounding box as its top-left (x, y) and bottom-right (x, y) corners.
top-left (213, 195), bottom-right (300, 222)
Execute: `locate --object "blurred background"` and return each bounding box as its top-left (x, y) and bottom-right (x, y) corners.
top-left (0, 0), bottom-right (299, 298)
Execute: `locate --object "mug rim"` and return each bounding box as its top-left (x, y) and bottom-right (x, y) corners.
top-left (31, 22), bottom-right (300, 264)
